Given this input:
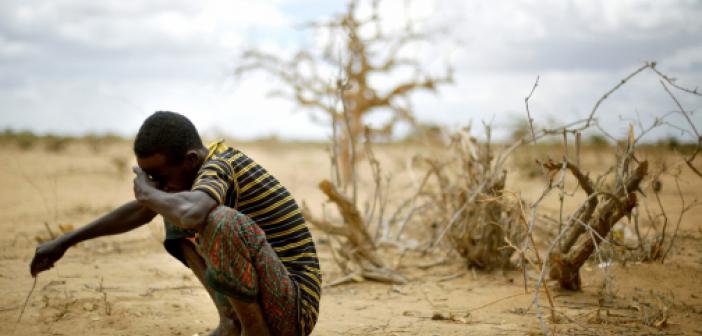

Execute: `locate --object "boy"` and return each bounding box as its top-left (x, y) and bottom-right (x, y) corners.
top-left (30, 111), bottom-right (321, 336)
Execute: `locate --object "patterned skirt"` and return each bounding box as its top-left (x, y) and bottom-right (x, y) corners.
top-left (174, 207), bottom-right (301, 336)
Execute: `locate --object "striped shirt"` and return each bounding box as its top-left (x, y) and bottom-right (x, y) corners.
top-left (191, 141), bottom-right (321, 331)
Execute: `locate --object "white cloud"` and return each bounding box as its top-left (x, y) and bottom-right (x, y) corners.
top-left (662, 45), bottom-right (702, 72)
top-left (0, 0), bottom-right (700, 142)
top-left (1, 0), bottom-right (289, 55)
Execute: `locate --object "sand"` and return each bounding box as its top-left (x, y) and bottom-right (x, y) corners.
top-left (0, 140), bottom-right (700, 335)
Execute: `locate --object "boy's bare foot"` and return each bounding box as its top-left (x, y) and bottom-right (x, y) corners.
top-left (208, 318), bottom-right (241, 336)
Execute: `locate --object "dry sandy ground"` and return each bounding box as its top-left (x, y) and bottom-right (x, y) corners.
top-left (0, 140), bottom-right (701, 335)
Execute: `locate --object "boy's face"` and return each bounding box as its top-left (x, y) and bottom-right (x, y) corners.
top-left (136, 153), bottom-right (198, 192)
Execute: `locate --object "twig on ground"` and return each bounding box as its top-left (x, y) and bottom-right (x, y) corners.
top-left (139, 285), bottom-right (200, 297)
top-left (437, 272), bottom-right (466, 282)
top-left (0, 306), bottom-right (18, 312)
top-left (468, 292), bottom-right (531, 313)
top-left (14, 276), bottom-right (38, 333)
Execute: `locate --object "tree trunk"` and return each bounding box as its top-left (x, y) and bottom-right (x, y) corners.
top-left (549, 161), bottom-right (647, 290)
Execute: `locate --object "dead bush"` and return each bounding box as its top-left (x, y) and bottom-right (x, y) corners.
top-left (419, 127), bottom-right (526, 270)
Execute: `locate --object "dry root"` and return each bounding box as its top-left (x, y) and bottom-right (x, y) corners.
top-left (303, 180), bottom-right (407, 285)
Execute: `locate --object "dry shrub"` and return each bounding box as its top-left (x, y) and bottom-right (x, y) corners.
top-left (11, 130), bottom-right (39, 150)
top-left (110, 156), bottom-right (128, 177)
top-left (44, 135), bottom-right (71, 152)
top-left (618, 164), bottom-right (700, 264)
top-left (544, 142), bottom-right (698, 292)
top-left (419, 127), bottom-right (525, 270)
top-left (511, 152), bottom-right (541, 179)
top-left (632, 289), bottom-right (673, 329)
top-left (83, 133), bottom-right (123, 153)
top-left (546, 141), bottom-right (648, 290)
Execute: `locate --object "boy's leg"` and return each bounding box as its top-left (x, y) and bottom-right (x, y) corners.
top-left (226, 297), bottom-right (271, 336)
top-left (177, 239), bottom-right (242, 336)
top-left (198, 206), bottom-right (299, 336)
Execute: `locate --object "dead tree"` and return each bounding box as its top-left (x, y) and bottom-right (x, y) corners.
top-left (546, 155), bottom-right (648, 290)
top-left (235, 0), bottom-right (452, 184)
top-left (299, 81), bottom-right (406, 286)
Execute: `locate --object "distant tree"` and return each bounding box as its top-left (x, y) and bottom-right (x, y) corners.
top-left (587, 134), bottom-right (610, 147)
top-left (509, 117), bottom-right (532, 142)
top-left (235, 0), bottom-right (453, 184)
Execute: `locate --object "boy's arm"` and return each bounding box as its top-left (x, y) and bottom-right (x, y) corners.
top-left (132, 167), bottom-right (217, 230)
top-left (62, 200), bottom-right (157, 246)
top-left (30, 200), bottom-right (156, 276)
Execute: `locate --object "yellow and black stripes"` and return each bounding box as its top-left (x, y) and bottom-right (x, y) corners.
top-left (191, 142), bottom-right (321, 328)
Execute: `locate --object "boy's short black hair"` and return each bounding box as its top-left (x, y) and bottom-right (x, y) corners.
top-left (134, 111), bottom-right (204, 164)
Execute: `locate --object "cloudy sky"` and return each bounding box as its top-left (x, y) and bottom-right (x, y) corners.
top-left (1, 0), bottom-right (700, 141)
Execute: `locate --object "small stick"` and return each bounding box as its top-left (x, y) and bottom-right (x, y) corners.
top-left (14, 276), bottom-right (38, 332)
top-left (585, 63), bottom-right (650, 127)
top-left (558, 130), bottom-right (568, 249)
top-left (467, 292), bottom-right (530, 313)
top-left (659, 80), bottom-right (702, 177)
top-left (524, 75), bottom-right (540, 143)
top-left (437, 271), bottom-right (466, 283)
top-left (650, 63), bottom-right (702, 96)
top-left (575, 132), bottom-right (581, 168)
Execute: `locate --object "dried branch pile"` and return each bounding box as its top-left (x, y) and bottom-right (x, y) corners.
top-left (422, 128), bottom-right (526, 270)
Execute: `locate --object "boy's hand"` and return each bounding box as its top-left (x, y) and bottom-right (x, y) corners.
top-left (30, 238), bottom-right (68, 277)
top-left (132, 166), bottom-right (157, 202)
